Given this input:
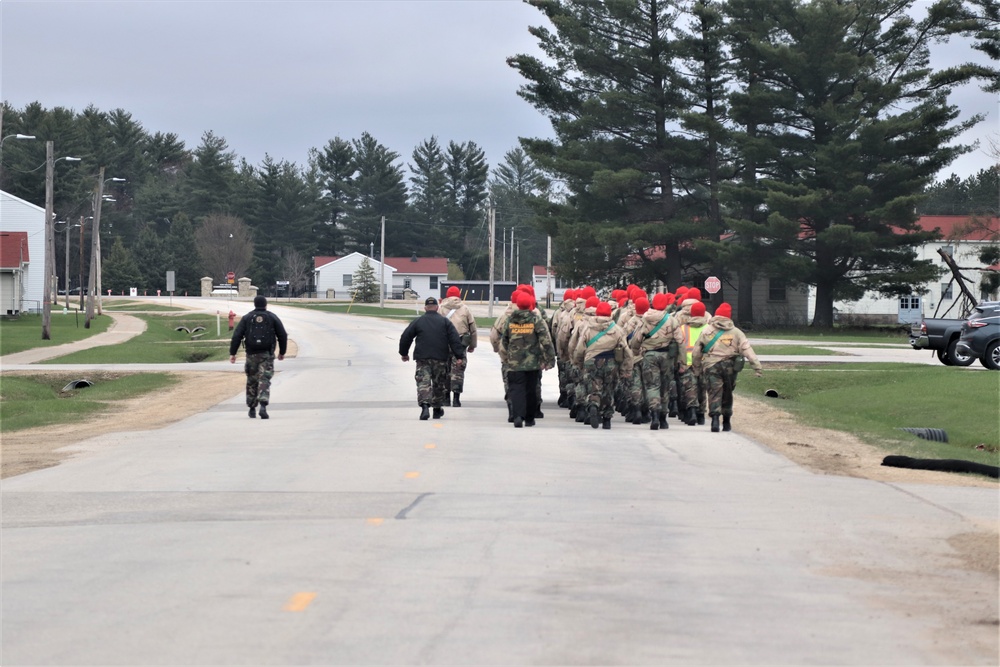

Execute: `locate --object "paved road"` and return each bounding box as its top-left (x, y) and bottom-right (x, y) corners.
top-left (2, 301), bottom-right (997, 665)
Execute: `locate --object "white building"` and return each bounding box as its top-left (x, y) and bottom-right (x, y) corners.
top-left (0, 190), bottom-right (45, 314)
top-left (825, 215), bottom-right (999, 324)
top-left (314, 253), bottom-right (448, 299)
top-left (531, 264), bottom-right (570, 304)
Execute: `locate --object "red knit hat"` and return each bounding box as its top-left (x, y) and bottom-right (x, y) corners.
top-left (715, 303), bottom-right (732, 318)
top-left (510, 289), bottom-right (524, 304)
top-left (652, 293), bottom-right (669, 311)
top-left (617, 297), bottom-right (627, 308)
top-left (580, 286), bottom-right (597, 299)
top-left (517, 292), bottom-right (533, 310)
top-left (446, 286), bottom-right (460, 298)
top-left (564, 289), bottom-right (577, 301)
top-left (663, 293), bottom-right (676, 307)
top-left (585, 296), bottom-right (600, 309)
top-left (686, 287), bottom-right (702, 302)
top-left (596, 302), bottom-right (612, 317)
top-left (634, 297), bottom-right (650, 314)
top-left (690, 302), bottom-right (706, 317)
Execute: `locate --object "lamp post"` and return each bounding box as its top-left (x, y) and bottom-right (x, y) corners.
top-left (85, 170), bottom-right (125, 327)
top-left (42, 141), bottom-right (81, 339)
top-left (0, 133), bottom-right (35, 183)
top-left (79, 216), bottom-right (92, 310)
top-left (56, 219), bottom-right (81, 309)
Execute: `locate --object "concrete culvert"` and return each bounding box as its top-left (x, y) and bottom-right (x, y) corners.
top-left (61, 379), bottom-right (94, 391)
top-left (764, 389), bottom-right (781, 398)
top-left (898, 427), bottom-right (949, 443)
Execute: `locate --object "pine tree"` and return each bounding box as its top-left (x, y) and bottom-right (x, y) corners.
top-left (102, 237), bottom-right (142, 294)
top-left (352, 257), bottom-right (380, 303)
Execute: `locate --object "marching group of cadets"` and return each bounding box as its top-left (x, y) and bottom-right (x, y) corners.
top-left (492, 283), bottom-right (763, 432)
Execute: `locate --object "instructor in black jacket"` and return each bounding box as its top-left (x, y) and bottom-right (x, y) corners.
top-left (399, 296), bottom-right (466, 420)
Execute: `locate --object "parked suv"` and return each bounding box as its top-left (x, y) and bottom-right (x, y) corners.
top-left (956, 301), bottom-right (1000, 370)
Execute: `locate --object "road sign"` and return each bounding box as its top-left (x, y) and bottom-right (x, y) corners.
top-left (226, 271), bottom-right (235, 285)
top-left (704, 276), bottom-right (721, 294)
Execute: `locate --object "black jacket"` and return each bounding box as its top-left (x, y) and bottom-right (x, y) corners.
top-left (229, 308), bottom-right (288, 356)
top-left (399, 311), bottom-right (466, 361)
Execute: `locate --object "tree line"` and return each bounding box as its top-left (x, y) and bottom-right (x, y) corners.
top-left (1, 0), bottom-right (997, 325)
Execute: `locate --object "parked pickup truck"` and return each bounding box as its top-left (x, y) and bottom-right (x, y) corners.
top-left (910, 317), bottom-right (976, 366)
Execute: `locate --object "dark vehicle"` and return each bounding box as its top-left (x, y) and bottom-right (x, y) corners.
top-left (956, 302), bottom-right (1000, 370)
top-left (910, 317), bottom-right (975, 366)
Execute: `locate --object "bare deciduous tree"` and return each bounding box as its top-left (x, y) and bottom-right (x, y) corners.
top-left (281, 247), bottom-right (312, 296)
top-left (195, 214), bottom-right (254, 284)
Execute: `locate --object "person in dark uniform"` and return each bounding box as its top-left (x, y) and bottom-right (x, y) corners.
top-left (399, 296), bottom-right (467, 420)
top-left (229, 295), bottom-right (288, 419)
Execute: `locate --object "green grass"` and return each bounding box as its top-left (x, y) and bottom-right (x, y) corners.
top-left (752, 345), bottom-right (841, 355)
top-left (0, 313), bottom-right (113, 356)
top-left (41, 314), bottom-right (232, 364)
top-left (0, 372), bottom-right (178, 432)
top-left (750, 326), bottom-right (910, 344)
top-left (103, 300), bottom-right (188, 312)
top-left (736, 363), bottom-right (1000, 466)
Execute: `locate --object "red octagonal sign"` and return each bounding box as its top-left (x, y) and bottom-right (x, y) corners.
top-left (704, 276), bottom-right (721, 294)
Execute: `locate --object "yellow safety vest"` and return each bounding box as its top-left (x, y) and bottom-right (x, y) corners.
top-left (683, 323), bottom-right (706, 366)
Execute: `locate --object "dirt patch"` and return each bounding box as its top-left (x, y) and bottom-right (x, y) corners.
top-left (732, 394), bottom-right (997, 489)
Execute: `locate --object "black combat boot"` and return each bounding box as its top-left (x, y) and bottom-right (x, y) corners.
top-left (258, 404), bottom-right (269, 420)
top-left (248, 406), bottom-right (256, 419)
top-left (453, 391), bottom-right (461, 407)
top-left (433, 406), bottom-right (444, 419)
top-left (569, 405), bottom-right (578, 419)
top-left (602, 417), bottom-right (611, 430)
top-left (650, 409), bottom-right (660, 430)
top-left (508, 402), bottom-right (515, 423)
top-left (722, 415), bottom-right (732, 431)
top-left (589, 405), bottom-right (599, 429)
top-left (659, 411), bottom-right (668, 430)
top-left (641, 408), bottom-right (651, 424)
top-left (444, 394), bottom-right (451, 407)
top-left (686, 407), bottom-right (698, 426)
top-left (667, 399), bottom-right (678, 418)
top-left (576, 407), bottom-right (587, 423)
top-left (557, 391), bottom-right (567, 408)
top-left (535, 404), bottom-right (544, 418)
top-left (697, 412), bottom-right (705, 426)
top-left (514, 416), bottom-right (523, 428)
top-left (630, 406), bottom-right (643, 425)
top-left (711, 415), bottom-right (720, 432)
top-left (420, 404), bottom-right (430, 420)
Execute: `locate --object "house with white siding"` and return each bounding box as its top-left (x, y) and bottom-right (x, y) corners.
top-left (314, 253), bottom-right (448, 299)
top-left (824, 215), bottom-right (999, 324)
top-left (0, 190), bottom-right (45, 314)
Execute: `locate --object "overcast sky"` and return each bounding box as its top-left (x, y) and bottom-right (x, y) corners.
top-left (1, 0), bottom-right (996, 181)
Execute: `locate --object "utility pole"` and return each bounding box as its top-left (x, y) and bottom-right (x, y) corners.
top-left (501, 226), bottom-right (506, 284)
top-left (42, 141), bottom-right (54, 339)
top-left (488, 199), bottom-right (495, 318)
top-left (86, 167), bottom-right (105, 327)
top-left (546, 235), bottom-right (553, 309)
top-left (78, 217), bottom-right (85, 311)
top-left (379, 215), bottom-right (385, 308)
top-left (510, 228), bottom-right (515, 282)
top-left (64, 219), bottom-right (71, 309)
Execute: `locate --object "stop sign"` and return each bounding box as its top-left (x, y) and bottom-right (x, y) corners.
top-left (226, 271), bottom-right (236, 284)
top-left (704, 276), bottom-right (721, 294)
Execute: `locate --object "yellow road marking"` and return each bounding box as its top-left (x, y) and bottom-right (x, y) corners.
top-left (433, 424), bottom-right (443, 429)
top-left (405, 471), bottom-right (420, 479)
top-left (366, 518), bottom-right (384, 526)
top-left (425, 444), bottom-right (437, 449)
top-left (283, 592), bottom-right (317, 612)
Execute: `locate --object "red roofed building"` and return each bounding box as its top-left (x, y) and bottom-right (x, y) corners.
top-left (1, 191), bottom-right (45, 314)
top-left (314, 252), bottom-right (448, 299)
top-left (828, 215), bottom-right (999, 324)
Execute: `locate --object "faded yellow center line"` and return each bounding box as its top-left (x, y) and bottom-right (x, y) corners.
top-left (404, 471), bottom-right (420, 479)
top-left (283, 592), bottom-right (317, 612)
top-left (425, 443), bottom-right (437, 449)
top-left (433, 424), bottom-right (443, 429)
top-left (366, 518), bottom-right (384, 526)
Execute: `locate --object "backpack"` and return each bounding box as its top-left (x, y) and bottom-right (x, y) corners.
top-left (244, 311), bottom-right (276, 353)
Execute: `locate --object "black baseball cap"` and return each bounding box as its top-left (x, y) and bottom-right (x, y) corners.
top-left (425, 297), bottom-right (438, 306)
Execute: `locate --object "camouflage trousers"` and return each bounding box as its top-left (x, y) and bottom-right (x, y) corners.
top-left (704, 359), bottom-right (736, 417)
top-left (448, 356), bottom-right (467, 394)
top-left (415, 359), bottom-right (450, 407)
top-left (572, 364), bottom-right (589, 409)
top-left (583, 356), bottom-right (619, 418)
top-left (557, 359), bottom-right (571, 396)
top-left (641, 350), bottom-right (675, 411)
top-left (244, 352), bottom-right (275, 408)
top-left (677, 364), bottom-right (706, 414)
top-left (629, 364), bottom-right (645, 409)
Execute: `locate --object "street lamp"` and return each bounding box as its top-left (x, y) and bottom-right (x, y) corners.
top-left (42, 142), bottom-right (81, 339)
top-left (0, 133), bottom-right (36, 183)
top-left (85, 171), bottom-right (125, 326)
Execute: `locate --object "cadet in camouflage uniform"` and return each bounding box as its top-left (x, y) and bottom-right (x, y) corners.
top-left (636, 292), bottom-right (679, 430)
top-left (229, 295), bottom-right (288, 420)
top-left (500, 292), bottom-right (556, 427)
top-left (571, 301), bottom-right (635, 429)
top-left (618, 291), bottom-right (647, 424)
top-left (693, 302), bottom-right (763, 432)
top-left (399, 296), bottom-right (467, 420)
top-left (567, 294), bottom-right (600, 422)
top-left (490, 289), bottom-right (526, 422)
top-left (551, 288), bottom-right (578, 407)
top-left (673, 299), bottom-right (710, 426)
top-left (439, 286), bottom-right (477, 407)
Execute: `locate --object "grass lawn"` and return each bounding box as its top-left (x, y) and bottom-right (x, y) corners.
top-left (0, 372), bottom-right (178, 432)
top-left (41, 314), bottom-right (232, 364)
top-left (752, 345), bottom-right (841, 356)
top-left (0, 313), bottom-right (113, 356)
top-left (750, 327), bottom-right (910, 344)
top-left (737, 363), bottom-right (999, 466)
top-left (103, 300), bottom-right (188, 312)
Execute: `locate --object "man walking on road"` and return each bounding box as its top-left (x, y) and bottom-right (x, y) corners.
top-left (399, 296), bottom-right (467, 420)
top-left (230, 295), bottom-right (288, 419)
